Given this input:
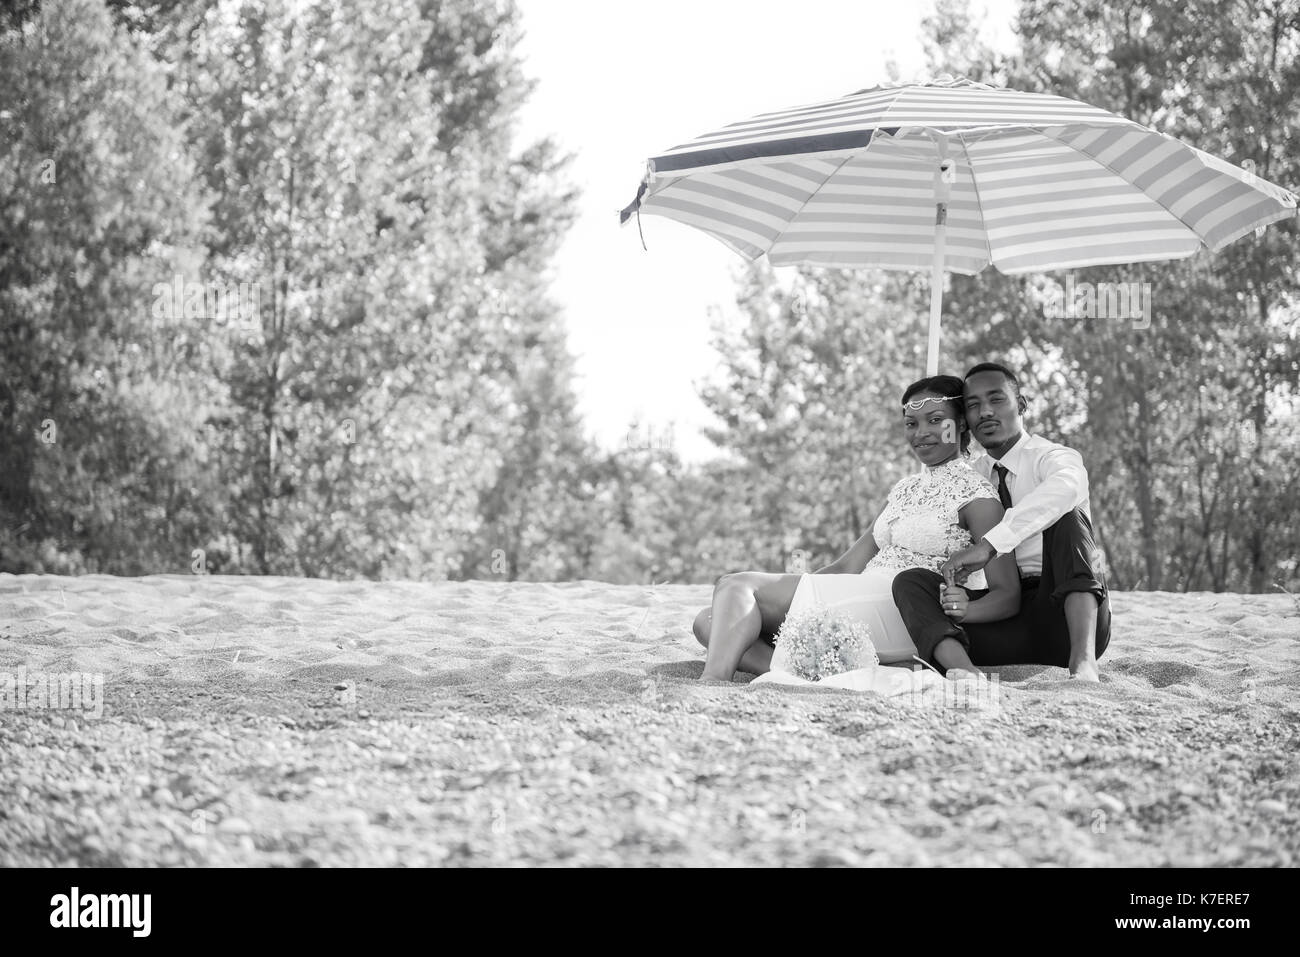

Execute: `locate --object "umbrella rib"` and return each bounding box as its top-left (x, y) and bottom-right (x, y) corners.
top-left (771, 149), bottom-right (870, 259)
top-left (1034, 127), bottom-right (1214, 251)
top-left (952, 131), bottom-right (995, 271)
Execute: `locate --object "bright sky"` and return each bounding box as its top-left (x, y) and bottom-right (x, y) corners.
top-left (514, 0), bottom-right (1019, 463)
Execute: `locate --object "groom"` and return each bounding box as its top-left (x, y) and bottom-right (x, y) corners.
top-left (891, 362), bottom-right (1111, 681)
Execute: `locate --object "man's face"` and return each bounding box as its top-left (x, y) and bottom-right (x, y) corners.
top-left (963, 370), bottom-right (1024, 450)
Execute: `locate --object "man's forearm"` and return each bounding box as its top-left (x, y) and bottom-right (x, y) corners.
top-left (962, 588), bottom-right (1019, 623)
top-left (984, 459), bottom-right (1088, 556)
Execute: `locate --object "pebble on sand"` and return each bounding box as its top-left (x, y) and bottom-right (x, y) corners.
top-left (1094, 792), bottom-right (1126, 815)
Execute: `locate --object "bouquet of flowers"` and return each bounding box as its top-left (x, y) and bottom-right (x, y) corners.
top-left (773, 604), bottom-right (879, 681)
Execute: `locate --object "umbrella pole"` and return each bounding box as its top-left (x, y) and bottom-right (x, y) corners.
top-left (926, 136), bottom-right (953, 376)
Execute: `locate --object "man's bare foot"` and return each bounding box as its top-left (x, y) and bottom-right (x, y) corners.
top-left (1069, 658), bottom-right (1100, 682)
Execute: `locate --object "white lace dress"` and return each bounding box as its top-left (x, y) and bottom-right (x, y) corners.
top-left (753, 458), bottom-right (1000, 689)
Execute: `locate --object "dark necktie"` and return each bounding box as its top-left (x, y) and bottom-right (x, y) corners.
top-left (993, 464), bottom-right (1013, 509)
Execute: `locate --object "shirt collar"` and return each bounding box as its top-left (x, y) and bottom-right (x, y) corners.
top-left (994, 431), bottom-right (1031, 475)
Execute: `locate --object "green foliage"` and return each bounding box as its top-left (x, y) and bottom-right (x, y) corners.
top-left (0, 0), bottom-right (221, 574)
top-left (1, 0), bottom-right (592, 581)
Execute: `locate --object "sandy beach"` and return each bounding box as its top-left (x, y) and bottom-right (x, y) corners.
top-left (1, 572), bottom-right (1297, 867)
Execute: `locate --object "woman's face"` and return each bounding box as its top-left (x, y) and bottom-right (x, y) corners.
top-left (902, 391), bottom-right (963, 467)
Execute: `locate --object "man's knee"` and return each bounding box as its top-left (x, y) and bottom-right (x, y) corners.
top-left (1045, 508), bottom-right (1108, 594)
top-left (692, 607), bottom-right (711, 646)
top-left (1046, 507), bottom-right (1099, 552)
top-left (891, 567), bottom-right (942, 602)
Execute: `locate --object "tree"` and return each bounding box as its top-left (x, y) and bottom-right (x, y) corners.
top-left (0, 0), bottom-right (220, 574)
top-left (695, 262), bottom-right (931, 576)
top-left (144, 0), bottom-right (589, 579)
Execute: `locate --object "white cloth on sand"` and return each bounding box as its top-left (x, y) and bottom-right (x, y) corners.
top-left (751, 657), bottom-right (949, 696)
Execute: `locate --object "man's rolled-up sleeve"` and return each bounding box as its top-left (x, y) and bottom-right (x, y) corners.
top-left (982, 448), bottom-right (1089, 557)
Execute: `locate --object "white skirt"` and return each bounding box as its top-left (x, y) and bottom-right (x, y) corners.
top-left (750, 566), bottom-right (924, 692)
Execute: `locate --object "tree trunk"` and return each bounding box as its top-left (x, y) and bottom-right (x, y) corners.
top-left (1132, 382), bottom-right (1162, 589)
top-left (1246, 290), bottom-right (1271, 591)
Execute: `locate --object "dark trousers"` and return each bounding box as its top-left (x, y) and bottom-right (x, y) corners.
top-left (891, 508), bottom-right (1112, 669)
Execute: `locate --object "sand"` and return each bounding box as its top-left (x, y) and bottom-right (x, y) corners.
top-left (0, 573), bottom-right (1297, 866)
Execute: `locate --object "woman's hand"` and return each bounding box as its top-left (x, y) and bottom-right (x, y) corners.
top-left (941, 583), bottom-right (969, 622)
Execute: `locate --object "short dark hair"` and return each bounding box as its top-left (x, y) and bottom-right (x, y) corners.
top-left (964, 362), bottom-right (1021, 396)
top-left (901, 374), bottom-right (969, 452)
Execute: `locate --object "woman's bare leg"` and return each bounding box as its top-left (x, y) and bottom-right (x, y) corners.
top-left (699, 572), bottom-right (802, 681)
top-left (693, 607), bottom-right (773, 675)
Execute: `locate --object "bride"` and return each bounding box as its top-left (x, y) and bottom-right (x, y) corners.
top-left (692, 374), bottom-right (1021, 684)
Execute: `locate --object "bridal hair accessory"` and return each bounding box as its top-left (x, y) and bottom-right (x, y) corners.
top-left (902, 394), bottom-right (962, 411)
top-left (773, 604), bottom-right (879, 681)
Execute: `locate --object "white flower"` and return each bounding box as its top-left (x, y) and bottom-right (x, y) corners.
top-left (773, 604), bottom-right (878, 681)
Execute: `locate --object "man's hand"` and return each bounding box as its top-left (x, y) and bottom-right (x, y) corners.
top-left (940, 539), bottom-right (997, 585)
top-left (940, 583), bottom-right (969, 622)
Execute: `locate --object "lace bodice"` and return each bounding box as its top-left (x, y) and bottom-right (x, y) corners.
top-left (866, 458), bottom-right (1000, 588)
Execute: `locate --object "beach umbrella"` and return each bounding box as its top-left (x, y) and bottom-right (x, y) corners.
top-left (619, 75), bottom-right (1298, 374)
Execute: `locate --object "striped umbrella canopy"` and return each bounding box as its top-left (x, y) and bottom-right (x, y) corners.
top-left (619, 75), bottom-right (1298, 374)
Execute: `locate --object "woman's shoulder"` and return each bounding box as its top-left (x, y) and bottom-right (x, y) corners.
top-left (887, 470), bottom-right (924, 500)
top-left (950, 461), bottom-right (999, 501)
top-left (889, 468), bottom-right (930, 504)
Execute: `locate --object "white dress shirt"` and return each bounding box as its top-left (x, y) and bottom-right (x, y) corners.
top-left (968, 432), bottom-right (1091, 577)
